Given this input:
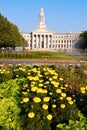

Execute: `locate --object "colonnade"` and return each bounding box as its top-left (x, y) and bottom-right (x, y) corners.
top-left (32, 34), bottom-right (53, 49)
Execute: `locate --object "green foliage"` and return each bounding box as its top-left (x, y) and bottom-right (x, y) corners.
top-left (56, 111), bottom-right (87, 130)
top-left (0, 79), bottom-right (23, 130)
top-left (0, 64), bottom-right (13, 83)
top-left (76, 92), bottom-right (87, 117)
top-left (0, 13), bottom-right (27, 47)
top-left (0, 51), bottom-right (67, 59)
top-left (75, 30), bottom-right (87, 51)
top-left (56, 64), bottom-right (87, 90)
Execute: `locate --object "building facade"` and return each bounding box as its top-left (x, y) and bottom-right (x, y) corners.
top-left (21, 8), bottom-right (80, 52)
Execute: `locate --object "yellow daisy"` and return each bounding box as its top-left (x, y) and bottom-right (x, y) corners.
top-left (28, 112), bottom-right (35, 118)
top-left (47, 114), bottom-right (52, 120)
top-left (60, 104), bottom-right (65, 109)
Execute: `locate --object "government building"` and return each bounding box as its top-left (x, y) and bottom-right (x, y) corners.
top-left (21, 8), bottom-right (80, 52)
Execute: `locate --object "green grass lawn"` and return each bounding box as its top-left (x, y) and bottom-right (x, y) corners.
top-left (0, 51), bottom-right (87, 62)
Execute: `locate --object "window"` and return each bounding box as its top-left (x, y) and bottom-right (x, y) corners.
top-left (64, 44), bottom-right (66, 48)
top-left (64, 40), bottom-right (66, 43)
top-left (34, 44), bottom-right (36, 48)
top-left (58, 44), bottom-right (60, 48)
top-left (61, 40), bottom-right (63, 43)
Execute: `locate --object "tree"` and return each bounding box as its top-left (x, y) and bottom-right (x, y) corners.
top-left (75, 30), bottom-right (87, 51)
top-left (0, 13), bottom-right (28, 47)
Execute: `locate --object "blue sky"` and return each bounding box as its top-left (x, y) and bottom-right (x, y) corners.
top-left (0, 0), bottom-right (87, 33)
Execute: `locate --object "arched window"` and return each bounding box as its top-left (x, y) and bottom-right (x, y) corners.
top-left (58, 44), bottom-right (60, 48)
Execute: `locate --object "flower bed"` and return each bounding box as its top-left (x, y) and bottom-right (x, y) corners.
top-left (0, 64), bottom-right (87, 130)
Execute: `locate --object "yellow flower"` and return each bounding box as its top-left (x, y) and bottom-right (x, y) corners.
top-left (42, 89), bottom-right (48, 94)
top-left (39, 84), bottom-right (43, 87)
top-left (28, 72), bottom-right (30, 75)
top-left (52, 104), bottom-right (56, 108)
top-left (66, 97), bottom-right (72, 101)
top-left (45, 81), bottom-right (50, 84)
top-left (31, 87), bottom-right (37, 92)
top-left (39, 80), bottom-right (43, 83)
top-left (43, 97), bottom-right (50, 102)
top-left (68, 100), bottom-right (74, 105)
top-left (42, 104), bottom-right (48, 110)
top-left (51, 81), bottom-right (59, 88)
top-left (59, 78), bottom-right (63, 81)
top-left (22, 92), bottom-right (28, 95)
top-left (22, 68), bottom-right (25, 71)
top-left (47, 114), bottom-right (52, 120)
top-left (60, 86), bottom-right (64, 90)
top-left (31, 81), bottom-right (36, 85)
top-left (60, 104), bottom-right (65, 109)
top-left (28, 112), bottom-right (35, 118)
top-left (80, 87), bottom-right (85, 91)
top-left (85, 86), bottom-right (87, 90)
top-left (27, 89), bottom-right (29, 92)
top-left (33, 97), bottom-right (41, 103)
top-left (81, 90), bottom-right (86, 94)
top-left (23, 98), bottom-right (29, 103)
top-left (53, 99), bottom-right (56, 102)
top-left (16, 75), bottom-right (19, 77)
top-left (49, 78), bottom-right (53, 81)
top-left (1, 71), bottom-right (4, 74)
top-left (27, 76), bottom-right (33, 80)
top-left (61, 93), bottom-right (66, 98)
top-left (53, 76), bottom-right (58, 79)
top-left (59, 97), bottom-right (63, 100)
top-left (33, 76), bottom-right (39, 81)
top-left (44, 86), bottom-right (46, 88)
top-left (23, 84), bottom-right (28, 88)
top-left (54, 83), bottom-right (59, 88)
top-left (56, 89), bottom-right (62, 94)
top-left (37, 88), bottom-right (43, 93)
top-left (31, 68), bottom-right (37, 72)
top-left (49, 92), bottom-right (53, 95)
top-left (65, 84), bottom-right (68, 88)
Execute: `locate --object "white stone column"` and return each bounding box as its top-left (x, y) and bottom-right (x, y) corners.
top-left (42, 35), bottom-right (44, 48)
top-left (48, 35), bottom-right (49, 49)
top-left (40, 35), bottom-right (41, 48)
top-left (63, 41), bottom-right (64, 50)
top-left (50, 35), bottom-right (52, 48)
top-left (44, 35), bottom-right (46, 48)
top-left (32, 33), bottom-right (34, 49)
top-left (51, 35), bottom-right (53, 49)
top-left (36, 35), bottom-right (38, 50)
top-left (49, 35), bottom-right (51, 48)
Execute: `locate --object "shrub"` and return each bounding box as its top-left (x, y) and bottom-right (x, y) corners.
top-left (56, 111), bottom-right (87, 130)
top-left (0, 65), bottom-right (13, 83)
top-left (0, 79), bottom-right (22, 130)
top-left (17, 65), bottom-right (79, 130)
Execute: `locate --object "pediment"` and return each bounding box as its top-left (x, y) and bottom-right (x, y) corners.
top-left (32, 28), bottom-right (54, 34)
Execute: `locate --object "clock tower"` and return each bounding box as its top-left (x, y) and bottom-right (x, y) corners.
top-left (38, 8), bottom-right (46, 29)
